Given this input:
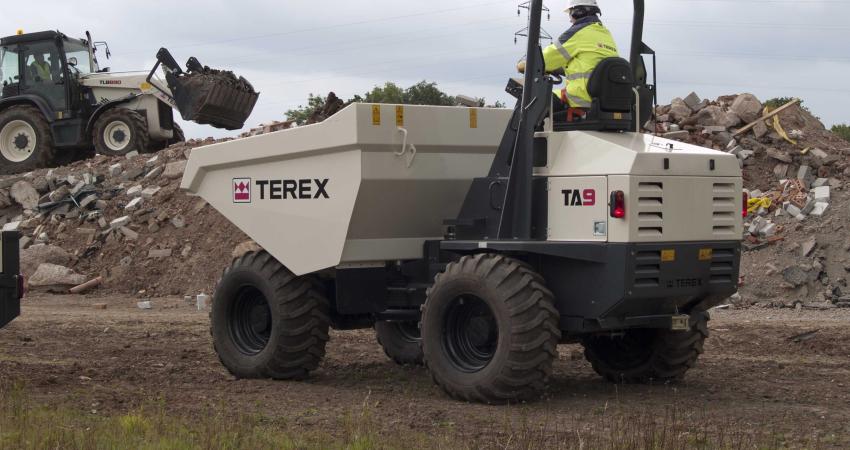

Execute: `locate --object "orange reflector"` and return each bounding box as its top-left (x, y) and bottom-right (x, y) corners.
top-left (661, 250), bottom-right (676, 262)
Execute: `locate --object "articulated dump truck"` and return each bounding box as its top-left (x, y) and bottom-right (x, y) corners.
top-left (181, 0), bottom-right (743, 403)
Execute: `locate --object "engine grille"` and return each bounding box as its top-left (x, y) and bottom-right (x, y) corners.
top-left (636, 182), bottom-right (664, 238)
top-left (711, 182), bottom-right (738, 237)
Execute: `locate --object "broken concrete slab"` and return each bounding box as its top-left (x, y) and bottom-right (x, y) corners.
top-left (148, 248), bottom-right (173, 258)
top-left (125, 197), bottom-right (143, 210)
top-left (10, 181), bottom-right (40, 210)
top-left (163, 161), bottom-right (188, 179)
top-left (730, 93), bottom-right (763, 123)
top-left (810, 202), bottom-right (829, 217)
top-left (20, 244), bottom-right (71, 276)
top-left (813, 185), bottom-right (830, 202)
top-left (141, 187), bottom-right (161, 199)
top-left (682, 92), bottom-right (701, 110)
top-left (127, 185), bottom-right (143, 197)
top-left (28, 263), bottom-right (88, 290)
top-left (109, 216), bottom-right (131, 229)
top-left (144, 166), bottom-right (164, 180)
top-left (119, 226), bottom-right (139, 240)
top-left (663, 131), bottom-right (690, 140)
top-left (767, 148), bottom-right (793, 163)
top-left (801, 237), bottom-right (818, 257)
top-left (782, 266), bottom-right (809, 287)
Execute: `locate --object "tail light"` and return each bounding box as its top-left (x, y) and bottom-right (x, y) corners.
top-left (742, 191), bottom-right (749, 218)
top-left (610, 191), bottom-right (626, 219)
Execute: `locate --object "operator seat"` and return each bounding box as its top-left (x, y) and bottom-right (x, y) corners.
top-left (553, 57), bottom-right (635, 132)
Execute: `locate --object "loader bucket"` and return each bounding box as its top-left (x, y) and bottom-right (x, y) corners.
top-left (169, 71), bottom-right (259, 130)
top-left (156, 49), bottom-right (259, 130)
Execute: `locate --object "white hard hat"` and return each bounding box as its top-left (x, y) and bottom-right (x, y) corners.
top-left (566, 0), bottom-right (599, 11)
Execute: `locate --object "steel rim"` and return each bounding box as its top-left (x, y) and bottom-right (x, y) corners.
top-left (0, 120), bottom-right (37, 163)
top-left (228, 286), bottom-right (272, 355)
top-left (103, 120), bottom-right (132, 152)
top-left (442, 295), bottom-right (498, 373)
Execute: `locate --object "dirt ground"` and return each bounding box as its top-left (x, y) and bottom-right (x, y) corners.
top-left (2, 294), bottom-right (849, 448)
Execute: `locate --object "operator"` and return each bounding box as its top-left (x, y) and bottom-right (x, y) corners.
top-left (30, 53), bottom-right (52, 82)
top-left (518, 0), bottom-right (619, 110)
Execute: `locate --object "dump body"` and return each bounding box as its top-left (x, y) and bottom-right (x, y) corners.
top-left (182, 104), bottom-right (512, 275)
top-left (183, 103), bottom-right (742, 279)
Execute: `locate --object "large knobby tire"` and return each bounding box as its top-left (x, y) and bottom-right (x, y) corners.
top-left (421, 254), bottom-right (561, 404)
top-left (375, 320), bottom-right (423, 366)
top-left (93, 108), bottom-right (150, 156)
top-left (210, 251), bottom-right (331, 380)
top-left (582, 312), bottom-right (709, 384)
top-left (0, 105), bottom-right (55, 172)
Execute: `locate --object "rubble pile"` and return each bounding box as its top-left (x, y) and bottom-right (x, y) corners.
top-left (656, 92), bottom-right (850, 309)
top-left (0, 137), bottom-right (250, 297)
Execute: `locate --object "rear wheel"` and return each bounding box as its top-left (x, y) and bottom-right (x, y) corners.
top-left (93, 108), bottom-right (150, 156)
top-left (582, 313), bottom-right (709, 384)
top-left (0, 105), bottom-right (54, 172)
top-left (210, 251), bottom-right (330, 380)
top-left (375, 320), bottom-right (423, 366)
top-left (421, 254), bottom-right (560, 404)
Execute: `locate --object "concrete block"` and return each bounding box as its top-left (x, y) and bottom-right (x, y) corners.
top-left (141, 187), bottom-right (161, 199)
top-left (125, 197), bottom-right (143, 210)
top-left (773, 163), bottom-right (789, 178)
top-left (738, 150), bottom-right (755, 160)
top-left (663, 131), bottom-right (690, 140)
top-left (148, 248), bottom-right (173, 258)
top-left (196, 294), bottom-right (209, 311)
top-left (701, 126), bottom-right (726, 134)
top-left (784, 204), bottom-right (802, 216)
top-left (163, 161), bottom-right (188, 179)
top-left (119, 226), bottom-right (139, 240)
top-left (144, 166), bottom-right (164, 180)
top-left (108, 164), bottom-right (123, 177)
top-left (145, 156), bottom-right (159, 167)
top-left (109, 216), bottom-right (131, 229)
top-left (137, 301), bottom-right (152, 310)
top-left (78, 194), bottom-right (98, 209)
top-left (810, 148), bottom-right (828, 159)
top-left (813, 186), bottom-right (830, 202)
top-left (683, 92), bottom-right (701, 110)
top-left (759, 222), bottom-right (777, 238)
top-left (125, 150), bottom-right (140, 159)
top-left (810, 202), bottom-right (829, 217)
top-left (127, 185), bottom-right (143, 197)
top-left (797, 165), bottom-right (811, 182)
top-left (812, 178), bottom-right (829, 188)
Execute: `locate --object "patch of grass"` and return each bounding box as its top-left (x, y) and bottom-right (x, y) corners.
top-left (831, 123), bottom-right (850, 142)
top-left (0, 381), bottom-right (828, 449)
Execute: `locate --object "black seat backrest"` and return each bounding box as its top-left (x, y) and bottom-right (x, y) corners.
top-left (587, 57), bottom-right (634, 112)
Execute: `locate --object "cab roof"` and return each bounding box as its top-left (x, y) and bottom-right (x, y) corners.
top-left (1, 30), bottom-right (68, 46)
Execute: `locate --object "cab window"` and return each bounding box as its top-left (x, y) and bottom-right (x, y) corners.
top-left (0, 46), bottom-right (20, 87)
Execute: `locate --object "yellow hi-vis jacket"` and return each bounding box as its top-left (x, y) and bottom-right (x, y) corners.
top-left (31, 60), bottom-right (51, 81)
top-left (542, 16), bottom-right (619, 108)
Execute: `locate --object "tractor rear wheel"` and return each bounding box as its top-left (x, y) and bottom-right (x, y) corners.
top-left (582, 312), bottom-right (709, 384)
top-left (93, 108), bottom-right (150, 156)
top-left (421, 254), bottom-right (560, 404)
top-left (0, 105), bottom-right (55, 172)
top-left (210, 251), bottom-right (331, 380)
top-left (375, 320), bottom-right (423, 366)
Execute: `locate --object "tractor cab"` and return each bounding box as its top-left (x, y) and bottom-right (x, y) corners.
top-left (0, 30), bottom-right (103, 120)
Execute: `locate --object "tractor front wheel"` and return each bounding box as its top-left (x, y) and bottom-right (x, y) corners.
top-left (93, 108), bottom-right (150, 156)
top-left (421, 254), bottom-right (560, 404)
top-left (0, 105), bottom-right (55, 172)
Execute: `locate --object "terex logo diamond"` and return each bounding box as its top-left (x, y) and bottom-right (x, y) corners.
top-left (233, 178), bottom-right (251, 203)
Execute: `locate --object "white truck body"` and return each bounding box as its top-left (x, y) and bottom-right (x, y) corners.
top-left (181, 103), bottom-right (742, 276)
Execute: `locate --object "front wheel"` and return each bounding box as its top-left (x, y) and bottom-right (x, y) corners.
top-left (421, 254), bottom-right (561, 404)
top-left (0, 105), bottom-right (55, 172)
top-left (93, 108), bottom-right (150, 156)
top-left (582, 312), bottom-right (709, 384)
top-left (210, 251), bottom-right (331, 380)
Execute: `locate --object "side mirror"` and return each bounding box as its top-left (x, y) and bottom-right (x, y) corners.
top-left (67, 57), bottom-right (78, 67)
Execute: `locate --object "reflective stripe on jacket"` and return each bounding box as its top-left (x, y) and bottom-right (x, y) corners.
top-left (31, 61), bottom-right (51, 81)
top-left (542, 16), bottom-right (619, 108)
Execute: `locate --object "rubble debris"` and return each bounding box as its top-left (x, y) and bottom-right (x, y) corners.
top-left (28, 264), bottom-right (88, 290)
top-left (788, 329), bottom-right (819, 343)
top-left (137, 301), bottom-right (153, 310)
top-left (69, 276), bottom-right (103, 294)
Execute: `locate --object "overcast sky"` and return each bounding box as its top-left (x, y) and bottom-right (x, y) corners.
top-left (3, 0), bottom-right (848, 139)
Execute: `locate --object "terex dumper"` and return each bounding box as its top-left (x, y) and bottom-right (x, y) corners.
top-left (182, 0), bottom-right (743, 403)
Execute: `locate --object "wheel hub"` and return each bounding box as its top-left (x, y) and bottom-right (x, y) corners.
top-left (229, 286), bottom-right (272, 355)
top-left (442, 295), bottom-right (498, 373)
top-left (103, 120), bottom-right (132, 152)
top-left (13, 133), bottom-right (29, 150)
top-left (0, 120), bottom-right (37, 163)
